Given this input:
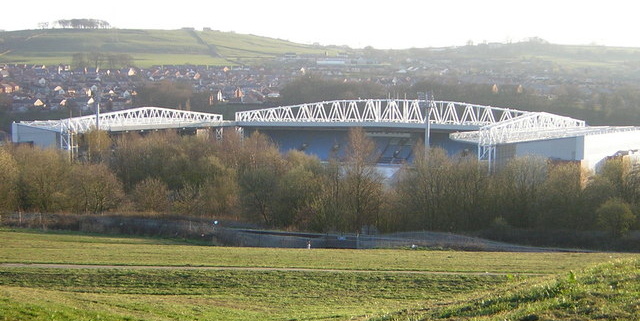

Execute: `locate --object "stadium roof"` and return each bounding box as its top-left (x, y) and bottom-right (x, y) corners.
top-left (450, 112), bottom-right (591, 145)
top-left (16, 106), bottom-right (225, 133)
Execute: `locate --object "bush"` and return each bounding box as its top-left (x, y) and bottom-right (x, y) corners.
top-left (596, 198), bottom-right (636, 238)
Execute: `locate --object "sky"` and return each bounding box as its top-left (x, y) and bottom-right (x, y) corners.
top-left (2, 0), bottom-right (637, 49)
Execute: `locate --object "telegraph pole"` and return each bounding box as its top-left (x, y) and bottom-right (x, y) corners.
top-left (91, 84), bottom-right (101, 130)
top-left (95, 88), bottom-right (100, 130)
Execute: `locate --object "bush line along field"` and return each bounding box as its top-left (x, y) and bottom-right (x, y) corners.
top-left (0, 229), bottom-right (638, 320)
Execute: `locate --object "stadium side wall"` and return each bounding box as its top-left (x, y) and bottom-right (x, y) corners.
top-left (583, 131), bottom-right (640, 171)
top-left (12, 123), bottom-right (59, 148)
top-left (508, 131), bottom-right (640, 172)
top-left (514, 137), bottom-right (582, 161)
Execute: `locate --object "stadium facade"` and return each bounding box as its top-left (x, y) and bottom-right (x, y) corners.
top-left (12, 99), bottom-right (640, 172)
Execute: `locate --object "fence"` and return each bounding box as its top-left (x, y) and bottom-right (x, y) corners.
top-left (0, 213), bottom-right (551, 251)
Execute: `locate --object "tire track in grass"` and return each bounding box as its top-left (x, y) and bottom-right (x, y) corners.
top-left (0, 263), bottom-right (547, 276)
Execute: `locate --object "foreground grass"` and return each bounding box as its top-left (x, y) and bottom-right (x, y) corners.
top-left (371, 258), bottom-right (640, 321)
top-left (0, 268), bottom-right (506, 321)
top-left (0, 229), bottom-right (637, 320)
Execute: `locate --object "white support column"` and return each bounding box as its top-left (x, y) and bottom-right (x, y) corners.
top-left (235, 127), bottom-right (244, 140)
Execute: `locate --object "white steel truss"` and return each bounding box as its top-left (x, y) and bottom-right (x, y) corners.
top-left (451, 112), bottom-right (587, 169)
top-left (235, 99), bottom-right (526, 126)
top-left (17, 107), bottom-right (224, 150)
top-left (21, 106), bottom-right (224, 133)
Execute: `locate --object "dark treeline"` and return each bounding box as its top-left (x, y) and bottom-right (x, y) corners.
top-left (71, 52), bottom-right (133, 69)
top-left (1, 128), bottom-right (637, 239)
top-left (407, 79), bottom-right (640, 126)
top-left (277, 75), bottom-right (640, 127)
top-left (54, 19), bottom-right (111, 29)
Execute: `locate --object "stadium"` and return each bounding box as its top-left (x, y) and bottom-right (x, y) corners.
top-left (11, 98), bottom-right (640, 172)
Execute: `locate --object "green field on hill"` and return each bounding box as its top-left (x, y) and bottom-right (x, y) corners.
top-left (0, 28), bottom-right (336, 67)
top-left (0, 229), bottom-right (638, 320)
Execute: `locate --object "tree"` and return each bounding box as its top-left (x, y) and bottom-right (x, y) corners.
top-left (69, 163), bottom-right (125, 214)
top-left (71, 53), bottom-right (88, 69)
top-left (0, 147), bottom-right (19, 212)
top-left (89, 51), bottom-right (105, 69)
top-left (310, 159), bottom-right (347, 232)
top-left (622, 163), bottom-right (640, 205)
top-left (537, 162), bottom-right (584, 229)
top-left (273, 151), bottom-right (325, 228)
top-left (0, 93), bottom-right (12, 112)
top-left (197, 155), bottom-right (239, 218)
top-left (110, 131), bottom-right (189, 191)
top-left (582, 175), bottom-right (618, 230)
top-left (599, 157), bottom-right (626, 197)
top-left (13, 146), bottom-right (71, 213)
top-left (82, 129), bottom-right (112, 163)
top-left (172, 183), bottom-right (205, 216)
top-left (131, 178), bottom-right (170, 213)
top-left (135, 80), bottom-right (193, 109)
top-left (55, 19), bottom-right (110, 29)
top-left (236, 131), bottom-right (286, 225)
top-left (71, 52), bottom-right (132, 69)
top-left (239, 167), bottom-right (279, 225)
top-left (279, 74), bottom-right (385, 105)
top-left (494, 156), bottom-right (548, 228)
top-left (394, 146), bottom-right (463, 231)
top-left (447, 154), bottom-right (490, 231)
top-left (341, 128), bottom-right (384, 232)
top-left (596, 197), bottom-right (636, 238)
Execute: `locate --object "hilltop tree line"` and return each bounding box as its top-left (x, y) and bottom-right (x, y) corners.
top-left (0, 129), bottom-right (637, 239)
top-left (44, 19), bottom-right (112, 29)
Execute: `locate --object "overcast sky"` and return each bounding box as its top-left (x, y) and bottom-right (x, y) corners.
top-left (2, 0), bottom-right (636, 49)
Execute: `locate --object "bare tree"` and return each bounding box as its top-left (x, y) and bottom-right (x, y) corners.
top-left (132, 177), bottom-right (170, 214)
top-left (273, 151), bottom-right (325, 228)
top-left (342, 128), bottom-right (384, 232)
top-left (537, 162), bottom-right (584, 229)
top-left (13, 146), bottom-right (71, 213)
top-left (70, 163), bottom-right (125, 214)
top-left (236, 132), bottom-right (286, 225)
top-left (494, 156), bottom-right (548, 228)
top-left (82, 129), bottom-right (112, 163)
top-left (197, 155), bottom-right (239, 219)
top-left (0, 147), bottom-right (19, 212)
top-left (394, 146), bottom-right (456, 231)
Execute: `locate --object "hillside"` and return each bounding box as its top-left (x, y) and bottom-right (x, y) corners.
top-left (0, 28), bottom-right (335, 66)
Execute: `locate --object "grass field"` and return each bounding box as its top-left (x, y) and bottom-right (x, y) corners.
top-left (0, 229), bottom-right (638, 320)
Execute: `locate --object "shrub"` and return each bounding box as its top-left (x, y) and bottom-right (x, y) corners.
top-left (596, 197), bottom-right (636, 238)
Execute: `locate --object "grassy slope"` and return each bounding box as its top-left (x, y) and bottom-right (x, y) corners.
top-left (371, 258), bottom-right (640, 321)
top-left (0, 28), bottom-right (334, 67)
